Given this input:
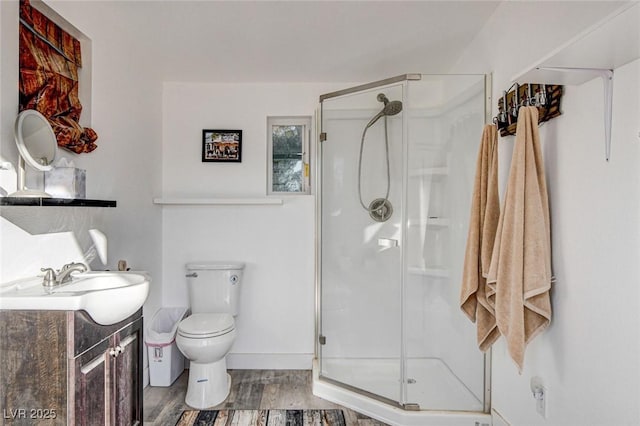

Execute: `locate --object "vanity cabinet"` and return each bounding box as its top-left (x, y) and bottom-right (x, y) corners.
top-left (74, 313), bottom-right (142, 426)
top-left (0, 309), bottom-right (142, 425)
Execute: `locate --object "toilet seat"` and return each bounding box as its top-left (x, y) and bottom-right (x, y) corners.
top-left (178, 313), bottom-right (235, 339)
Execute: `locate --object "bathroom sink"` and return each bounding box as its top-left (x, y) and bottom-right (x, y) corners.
top-left (0, 271), bottom-right (150, 325)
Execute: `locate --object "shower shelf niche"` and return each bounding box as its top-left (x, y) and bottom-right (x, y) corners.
top-left (408, 218), bottom-right (450, 228)
top-left (409, 167), bottom-right (449, 178)
top-left (408, 266), bottom-right (449, 278)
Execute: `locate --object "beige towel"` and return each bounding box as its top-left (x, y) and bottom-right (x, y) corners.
top-left (487, 106), bottom-right (552, 372)
top-left (460, 124), bottom-right (501, 351)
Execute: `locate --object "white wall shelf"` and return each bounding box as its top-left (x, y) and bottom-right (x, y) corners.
top-left (512, 3), bottom-right (639, 162)
top-left (513, 3), bottom-right (639, 85)
top-left (153, 197), bottom-right (283, 206)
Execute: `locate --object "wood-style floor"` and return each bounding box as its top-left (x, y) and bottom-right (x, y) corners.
top-left (143, 369), bottom-right (389, 426)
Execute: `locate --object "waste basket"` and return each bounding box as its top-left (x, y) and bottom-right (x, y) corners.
top-left (146, 307), bottom-right (188, 387)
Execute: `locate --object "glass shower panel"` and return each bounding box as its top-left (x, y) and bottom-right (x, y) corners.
top-left (403, 75), bottom-right (486, 411)
top-left (320, 83), bottom-right (404, 403)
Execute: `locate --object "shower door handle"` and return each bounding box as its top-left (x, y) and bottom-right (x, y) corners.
top-left (378, 238), bottom-right (399, 248)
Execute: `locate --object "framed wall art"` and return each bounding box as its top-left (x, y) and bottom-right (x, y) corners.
top-left (202, 129), bottom-right (242, 162)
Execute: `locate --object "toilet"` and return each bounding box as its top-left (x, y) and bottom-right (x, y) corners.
top-left (176, 262), bottom-right (245, 409)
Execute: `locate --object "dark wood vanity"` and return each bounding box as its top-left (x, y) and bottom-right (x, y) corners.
top-left (0, 309), bottom-right (142, 425)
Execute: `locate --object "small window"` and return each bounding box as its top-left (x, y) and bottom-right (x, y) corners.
top-left (267, 116), bottom-right (311, 195)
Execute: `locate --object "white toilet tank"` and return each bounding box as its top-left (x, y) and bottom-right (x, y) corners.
top-left (185, 262), bottom-right (245, 315)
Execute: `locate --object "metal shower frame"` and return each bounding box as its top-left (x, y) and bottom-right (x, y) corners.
top-left (315, 73), bottom-right (493, 414)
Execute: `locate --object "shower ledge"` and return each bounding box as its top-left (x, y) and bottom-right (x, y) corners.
top-left (409, 167), bottom-right (449, 177)
top-left (408, 266), bottom-right (449, 278)
top-left (408, 218), bottom-right (450, 228)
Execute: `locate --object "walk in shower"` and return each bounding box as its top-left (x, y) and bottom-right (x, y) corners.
top-left (315, 74), bottom-right (491, 426)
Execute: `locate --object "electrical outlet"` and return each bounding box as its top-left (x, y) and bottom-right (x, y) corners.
top-left (531, 377), bottom-right (547, 419)
top-left (536, 385), bottom-right (547, 418)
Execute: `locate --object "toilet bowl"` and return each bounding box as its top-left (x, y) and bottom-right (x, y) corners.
top-left (176, 313), bottom-right (236, 408)
top-left (176, 262), bottom-right (245, 409)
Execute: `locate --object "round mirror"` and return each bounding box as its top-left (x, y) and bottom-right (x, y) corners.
top-left (15, 109), bottom-right (57, 171)
top-left (10, 109), bottom-right (58, 197)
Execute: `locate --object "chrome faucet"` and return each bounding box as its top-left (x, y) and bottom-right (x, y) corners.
top-left (57, 262), bottom-right (88, 284)
top-left (41, 262), bottom-right (88, 287)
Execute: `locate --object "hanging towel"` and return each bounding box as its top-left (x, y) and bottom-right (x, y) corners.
top-left (460, 124), bottom-right (501, 351)
top-left (487, 106), bottom-right (552, 372)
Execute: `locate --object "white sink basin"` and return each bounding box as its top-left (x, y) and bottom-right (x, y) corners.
top-left (0, 271), bottom-right (150, 325)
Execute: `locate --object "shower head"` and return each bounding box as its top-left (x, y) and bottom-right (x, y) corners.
top-left (383, 100), bottom-right (403, 116)
top-left (366, 99), bottom-right (403, 128)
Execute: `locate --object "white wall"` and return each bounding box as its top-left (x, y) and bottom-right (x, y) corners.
top-left (161, 82), bottom-right (344, 369)
top-left (496, 57), bottom-right (638, 426)
top-left (29, 0), bottom-right (164, 309)
top-left (453, 3), bottom-right (640, 425)
top-left (0, 0), bottom-right (165, 384)
top-left (1, 214), bottom-right (91, 283)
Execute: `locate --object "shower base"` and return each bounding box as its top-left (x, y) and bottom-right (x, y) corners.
top-left (313, 358), bottom-right (490, 426)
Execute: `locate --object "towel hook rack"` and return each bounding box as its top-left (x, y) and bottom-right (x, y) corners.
top-left (492, 83), bottom-right (563, 137)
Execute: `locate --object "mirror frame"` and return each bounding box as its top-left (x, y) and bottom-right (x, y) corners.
top-left (14, 109), bottom-right (57, 171)
top-left (10, 109), bottom-right (58, 197)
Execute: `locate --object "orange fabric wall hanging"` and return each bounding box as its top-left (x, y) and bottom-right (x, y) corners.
top-left (19, 0), bottom-right (97, 153)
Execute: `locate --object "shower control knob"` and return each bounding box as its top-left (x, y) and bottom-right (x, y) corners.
top-left (230, 275), bottom-right (239, 285)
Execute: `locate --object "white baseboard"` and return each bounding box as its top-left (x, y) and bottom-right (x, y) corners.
top-left (226, 353), bottom-right (313, 370)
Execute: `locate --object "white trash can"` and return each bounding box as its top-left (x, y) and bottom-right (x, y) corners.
top-left (146, 307), bottom-right (188, 387)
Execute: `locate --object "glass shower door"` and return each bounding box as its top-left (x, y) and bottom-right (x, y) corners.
top-left (319, 83), bottom-right (404, 403)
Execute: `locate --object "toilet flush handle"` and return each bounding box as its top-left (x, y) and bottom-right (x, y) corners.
top-left (186, 272), bottom-right (198, 278)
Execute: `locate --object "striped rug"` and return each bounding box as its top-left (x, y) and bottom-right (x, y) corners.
top-left (176, 409), bottom-right (346, 426)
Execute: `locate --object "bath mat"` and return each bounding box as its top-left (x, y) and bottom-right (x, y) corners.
top-left (175, 409), bottom-right (345, 426)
